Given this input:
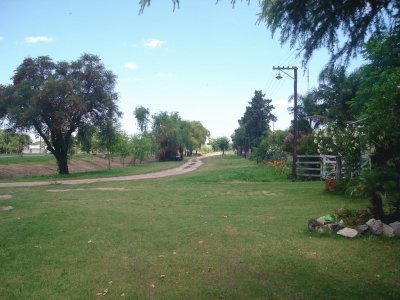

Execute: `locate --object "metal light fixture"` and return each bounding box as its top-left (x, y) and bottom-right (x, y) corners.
top-left (275, 72), bottom-right (283, 80)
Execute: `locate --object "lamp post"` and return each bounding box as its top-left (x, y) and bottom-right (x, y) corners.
top-left (273, 66), bottom-right (298, 181)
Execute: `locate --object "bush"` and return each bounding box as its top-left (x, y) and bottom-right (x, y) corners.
top-left (336, 168), bottom-right (400, 222)
top-left (334, 207), bottom-right (373, 227)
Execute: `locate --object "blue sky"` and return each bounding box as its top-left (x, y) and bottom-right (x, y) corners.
top-left (0, 0), bottom-right (358, 139)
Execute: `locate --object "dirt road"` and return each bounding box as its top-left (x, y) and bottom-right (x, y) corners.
top-left (0, 156), bottom-right (209, 188)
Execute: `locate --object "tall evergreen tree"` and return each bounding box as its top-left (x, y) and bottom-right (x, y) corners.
top-left (238, 90), bottom-right (276, 150)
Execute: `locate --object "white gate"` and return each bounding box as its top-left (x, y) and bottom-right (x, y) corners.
top-left (297, 154), bottom-right (370, 180)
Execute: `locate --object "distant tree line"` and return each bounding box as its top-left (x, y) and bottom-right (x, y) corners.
top-left (0, 129), bottom-right (31, 155)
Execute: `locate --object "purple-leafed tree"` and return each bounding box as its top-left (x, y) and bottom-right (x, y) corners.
top-left (0, 54), bottom-right (120, 174)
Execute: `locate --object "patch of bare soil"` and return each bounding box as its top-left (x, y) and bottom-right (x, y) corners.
top-left (0, 206), bottom-right (14, 212)
top-left (0, 195), bottom-right (13, 200)
top-left (46, 187), bottom-right (128, 192)
top-left (0, 157), bottom-right (124, 179)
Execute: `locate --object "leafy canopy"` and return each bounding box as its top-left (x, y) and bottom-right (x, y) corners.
top-left (0, 54), bottom-right (120, 174)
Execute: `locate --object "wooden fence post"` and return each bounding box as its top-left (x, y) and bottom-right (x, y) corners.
top-left (336, 156), bottom-right (342, 180)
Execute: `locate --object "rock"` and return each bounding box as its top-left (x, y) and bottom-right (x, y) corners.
top-left (382, 224), bottom-right (395, 237)
top-left (339, 219), bottom-right (345, 227)
top-left (322, 224), bottom-right (335, 232)
top-left (317, 216), bottom-right (326, 225)
top-left (355, 224), bottom-right (369, 234)
top-left (389, 221), bottom-right (400, 236)
top-left (337, 227), bottom-right (359, 238)
top-left (366, 218), bottom-right (383, 235)
top-left (308, 219), bottom-right (320, 231)
top-left (330, 223), bottom-right (342, 231)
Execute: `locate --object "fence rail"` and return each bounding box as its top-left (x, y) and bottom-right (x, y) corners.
top-left (296, 154), bottom-right (370, 180)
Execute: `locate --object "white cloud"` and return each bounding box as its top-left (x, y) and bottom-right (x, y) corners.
top-left (124, 62), bottom-right (138, 70)
top-left (0, 36), bottom-right (4, 41)
top-left (144, 39), bottom-right (165, 49)
top-left (25, 36), bottom-right (53, 44)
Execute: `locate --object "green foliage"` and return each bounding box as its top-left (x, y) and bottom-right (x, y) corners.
top-left (333, 207), bottom-right (373, 227)
top-left (151, 111), bottom-right (209, 160)
top-left (133, 106), bottom-right (150, 133)
top-left (314, 124), bottom-right (367, 178)
top-left (0, 54), bottom-right (120, 174)
top-left (232, 90), bottom-right (276, 153)
top-left (129, 133), bottom-right (154, 165)
top-left (341, 168), bottom-right (400, 221)
top-left (352, 34), bottom-right (400, 168)
top-left (250, 134), bottom-right (287, 164)
top-left (215, 136), bottom-right (230, 155)
top-left (152, 111), bottom-right (183, 160)
top-left (0, 129), bottom-right (31, 155)
top-left (258, 0), bottom-right (399, 67)
top-left (97, 118), bottom-right (120, 169)
top-left (77, 124), bottom-right (97, 154)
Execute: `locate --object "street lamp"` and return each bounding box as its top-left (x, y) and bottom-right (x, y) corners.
top-left (273, 66), bottom-right (298, 181)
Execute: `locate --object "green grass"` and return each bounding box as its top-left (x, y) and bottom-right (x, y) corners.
top-left (0, 155), bottom-right (399, 299)
top-left (0, 153), bottom-right (57, 164)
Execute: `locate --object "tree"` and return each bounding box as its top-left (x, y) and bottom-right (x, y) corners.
top-left (233, 90), bottom-right (276, 152)
top-left (140, 0), bottom-right (399, 67)
top-left (134, 106), bottom-right (150, 133)
top-left (353, 34), bottom-right (400, 221)
top-left (129, 133), bottom-right (154, 165)
top-left (151, 111), bottom-right (182, 161)
top-left (97, 117), bottom-right (119, 170)
top-left (77, 124), bottom-right (97, 154)
top-left (311, 66), bottom-right (360, 126)
top-left (114, 131), bottom-right (131, 167)
top-left (216, 136), bottom-right (230, 155)
top-left (0, 54), bottom-right (120, 174)
top-left (181, 120), bottom-right (209, 156)
top-left (352, 33), bottom-right (400, 169)
top-left (231, 126), bottom-right (250, 154)
top-left (0, 129), bottom-right (30, 155)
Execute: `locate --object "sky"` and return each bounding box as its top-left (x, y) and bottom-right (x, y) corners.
top-left (0, 0), bottom-right (359, 139)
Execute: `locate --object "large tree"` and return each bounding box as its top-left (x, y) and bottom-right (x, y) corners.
top-left (237, 90), bottom-right (276, 150)
top-left (216, 136), bottom-right (230, 155)
top-left (0, 54), bottom-right (120, 174)
top-left (300, 66), bottom-right (360, 127)
top-left (352, 33), bottom-right (400, 169)
top-left (151, 111), bottom-right (183, 161)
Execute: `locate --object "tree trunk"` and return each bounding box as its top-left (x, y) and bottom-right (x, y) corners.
top-left (56, 153), bottom-right (69, 175)
top-left (371, 191), bottom-right (385, 220)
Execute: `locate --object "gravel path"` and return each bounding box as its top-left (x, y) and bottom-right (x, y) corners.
top-left (0, 155), bottom-right (212, 188)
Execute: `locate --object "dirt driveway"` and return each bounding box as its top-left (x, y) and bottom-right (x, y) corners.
top-left (0, 155), bottom-right (211, 188)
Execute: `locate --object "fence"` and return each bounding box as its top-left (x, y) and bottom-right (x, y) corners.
top-left (296, 154), bottom-right (371, 180)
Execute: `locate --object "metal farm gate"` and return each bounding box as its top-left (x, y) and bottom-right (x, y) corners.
top-left (296, 154), bottom-right (371, 180)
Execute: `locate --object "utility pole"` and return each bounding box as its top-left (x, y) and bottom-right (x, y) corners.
top-left (273, 66), bottom-right (298, 180)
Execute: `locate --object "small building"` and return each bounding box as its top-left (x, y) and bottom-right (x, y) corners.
top-left (23, 144), bottom-right (47, 154)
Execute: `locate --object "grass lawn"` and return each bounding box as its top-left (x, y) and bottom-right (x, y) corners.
top-left (0, 155), bottom-right (399, 299)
